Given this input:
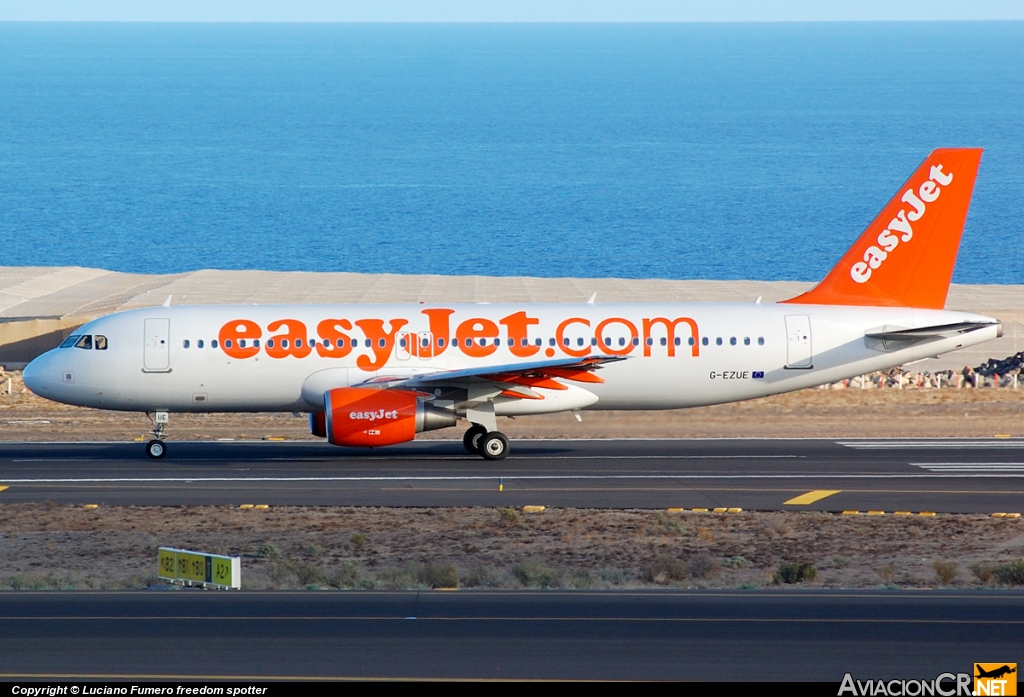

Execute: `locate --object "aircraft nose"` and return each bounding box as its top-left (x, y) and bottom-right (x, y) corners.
top-left (22, 353), bottom-right (53, 396)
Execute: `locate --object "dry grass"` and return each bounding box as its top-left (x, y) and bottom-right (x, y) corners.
top-left (1, 504), bottom-right (1023, 590)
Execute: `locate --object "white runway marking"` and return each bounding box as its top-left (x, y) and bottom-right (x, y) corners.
top-left (3, 473), bottom-right (1024, 484)
top-left (10, 455), bottom-right (801, 464)
top-left (912, 462), bottom-right (1024, 472)
top-left (838, 440), bottom-right (1024, 449)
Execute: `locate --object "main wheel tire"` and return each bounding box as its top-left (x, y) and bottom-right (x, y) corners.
top-left (480, 431), bottom-right (509, 461)
top-left (463, 424), bottom-right (488, 454)
top-left (146, 439), bottom-right (167, 459)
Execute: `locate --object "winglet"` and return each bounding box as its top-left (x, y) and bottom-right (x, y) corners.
top-left (782, 148), bottom-right (982, 309)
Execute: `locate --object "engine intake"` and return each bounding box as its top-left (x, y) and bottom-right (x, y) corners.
top-left (324, 387), bottom-right (456, 447)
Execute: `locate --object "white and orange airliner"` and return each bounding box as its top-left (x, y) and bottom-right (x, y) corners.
top-left (23, 149), bottom-right (1001, 460)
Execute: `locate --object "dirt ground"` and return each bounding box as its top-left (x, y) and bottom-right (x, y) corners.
top-left (1, 504), bottom-right (1021, 591)
top-left (3, 370), bottom-right (1024, 591)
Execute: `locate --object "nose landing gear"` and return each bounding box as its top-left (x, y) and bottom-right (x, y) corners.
top-left (146, 411), bottom-right (169, 459)
top-left (145, 439), bottom-right (166, 459)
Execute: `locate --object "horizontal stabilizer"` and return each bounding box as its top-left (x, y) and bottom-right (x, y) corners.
top-left (865, 321), bottom-right (1001, 342)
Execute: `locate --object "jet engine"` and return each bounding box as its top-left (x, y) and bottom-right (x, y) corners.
top-left (324, 387), bottom-right (456, 447)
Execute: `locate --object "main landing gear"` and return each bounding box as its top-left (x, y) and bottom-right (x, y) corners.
top-left (146, 411), bottom-right (169, 459)
top-left (463, 424), bottom-right (510, 461)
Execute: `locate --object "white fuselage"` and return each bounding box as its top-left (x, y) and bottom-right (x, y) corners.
top-left (23, 302), bottom-right (1001, 415)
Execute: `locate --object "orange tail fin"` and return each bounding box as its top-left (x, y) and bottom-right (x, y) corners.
top-left (782, 148), bottom-right (982, 309)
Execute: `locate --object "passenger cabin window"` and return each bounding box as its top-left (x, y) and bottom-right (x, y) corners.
top-left (60, 335), bottom-right (81, 349)
top-left (183, 339), bottom-right (190, 349)
top-left (198, 340), bottom-right (204, 349)
top-left (744, 337), bottom-right (750, 346)
top-left (758, 337), bottom-right (765, 345)
top-left (74, 335), bottom-right (93, 350)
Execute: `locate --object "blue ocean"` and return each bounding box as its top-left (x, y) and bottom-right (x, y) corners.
top-left (0, 22), bottom-right (1022, 283)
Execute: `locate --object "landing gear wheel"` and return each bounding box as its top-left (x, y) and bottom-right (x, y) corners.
top-left (463, 424), bottom-right (488, 455)
top-left (145, 439), bottom-right (167, 459)
top-left (480, 432), bottom-right (509, 461)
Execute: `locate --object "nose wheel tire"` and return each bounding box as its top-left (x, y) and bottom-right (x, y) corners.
top-left (145, 439), bottom-right (167, 459)
top-left (480, 432), bottom-right (509, 461)
top-left (463, 424), bottom-right (488, 455)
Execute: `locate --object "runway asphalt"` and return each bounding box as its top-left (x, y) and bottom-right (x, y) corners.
top-left (0, 590), bottom-right (1020, 681)
top-left (1, 438), bottom-right (1024, 513)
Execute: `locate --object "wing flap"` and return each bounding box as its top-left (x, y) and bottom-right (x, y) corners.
top-left (405, 355), bottom-right (625, 386)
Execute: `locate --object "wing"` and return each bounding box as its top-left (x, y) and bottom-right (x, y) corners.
top-left (356, 355), bottom-right (625, 399)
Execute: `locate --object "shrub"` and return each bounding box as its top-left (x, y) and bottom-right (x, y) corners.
top-left (876, 563), bottom-right (897, 583)
top-left (772, 562), bottom-right (817, 585)
top-left (513, 559), bottom-right (561, 588)
top-left (645, 554), bottom-right (688, 584)
top-left (686, 554), bottom-right (719, 580)
top-left (497, 507), bottom-right (521, 526)
top-left (257, 543), bottom-right (280, 558)
top-left (464, 565), bottom-right (503, 588)
top-left (993, 560), bottom-right (1024, 585)
top-left (328, 562), bottom-right (365, 589)
top-left (291, 560), bottom-right (326, 587)
top-left (932, 561), bottom-right (958, 586)
top-left (349, 533), bottom-right (366, 551)
top-left (970, 563), bottom-right (994, 584)
top-left (724, 556), bottom-right (751, 569)
top-left (418, 563), bottom-right (458, 589)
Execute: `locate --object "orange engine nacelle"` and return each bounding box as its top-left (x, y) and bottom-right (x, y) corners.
top-left (323, 387), bottom-right (456, 448)
top-left (309, 411), bottom-right (326, 438)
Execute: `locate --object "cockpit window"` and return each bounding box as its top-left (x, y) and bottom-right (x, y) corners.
top-left (74, 335), bottom-right (93, 350)
top-left (95, 335), bottom-right (108, 350)
top-left (59, 335), bottom-right (81, 349)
